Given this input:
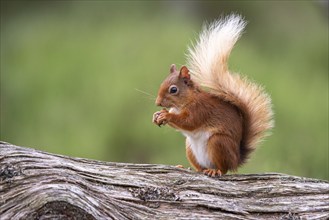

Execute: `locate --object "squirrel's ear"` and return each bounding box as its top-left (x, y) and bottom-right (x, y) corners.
top-left (170, 64), bottom-right (177, 74)
top-left (179, 66), bottom-right (191, 80)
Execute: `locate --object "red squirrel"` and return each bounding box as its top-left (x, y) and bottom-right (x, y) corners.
top-left (152, 14), bottom-right (274, 177)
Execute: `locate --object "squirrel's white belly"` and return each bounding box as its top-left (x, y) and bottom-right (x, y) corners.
top-left (182, 130), bottom-right (213, 168)
top-left (169, 108), bottom-right (213, 168)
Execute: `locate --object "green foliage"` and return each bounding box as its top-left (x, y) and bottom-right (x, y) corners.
top-left (1, 1), bottom-right (328, 180)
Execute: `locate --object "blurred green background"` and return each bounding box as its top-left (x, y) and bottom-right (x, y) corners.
top-left (1, 1), bottom-right (328, 180)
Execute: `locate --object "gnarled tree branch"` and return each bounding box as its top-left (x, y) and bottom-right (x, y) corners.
top-left (0, 141), bottom-right (328, 219)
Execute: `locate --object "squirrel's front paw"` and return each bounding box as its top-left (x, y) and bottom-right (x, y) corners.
top-left (152, 109), bottom-right (169, 127)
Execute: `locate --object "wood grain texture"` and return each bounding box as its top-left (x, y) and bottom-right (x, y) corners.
top-left (0, 141), bottom-right (328, 220)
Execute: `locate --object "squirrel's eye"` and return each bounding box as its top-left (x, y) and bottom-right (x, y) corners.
top-left (168, 85), bottom-right (179, 95)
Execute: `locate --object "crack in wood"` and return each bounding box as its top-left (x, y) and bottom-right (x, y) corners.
top-left (26, 201), bottom-right (95, 220)
top-left (130, 186), bottom-right (180, 202)
top-left (0, 163), bottom-right (22, 181)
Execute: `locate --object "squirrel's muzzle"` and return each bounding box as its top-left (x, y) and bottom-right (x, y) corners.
top-left (155, 97), bottom-right (162, 107)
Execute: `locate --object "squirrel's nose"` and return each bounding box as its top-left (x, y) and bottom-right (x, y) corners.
top-left (155, 97), bottom-right (162, 107)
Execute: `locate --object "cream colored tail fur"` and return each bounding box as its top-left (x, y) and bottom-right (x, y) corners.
top-left (187, 14), bottom-right (274, 162)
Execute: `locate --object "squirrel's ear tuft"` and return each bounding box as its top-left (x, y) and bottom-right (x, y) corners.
top-left (179, 66), bottom-right (190, 80)
top-left (170, 64), bottom-right (177, 74)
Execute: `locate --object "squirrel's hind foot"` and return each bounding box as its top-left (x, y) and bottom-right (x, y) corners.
top-left (202, 168), bottom-right (222, 177)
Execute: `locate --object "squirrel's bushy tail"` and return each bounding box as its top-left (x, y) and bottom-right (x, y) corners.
top-left (187, 14), bottom-right (274, 165)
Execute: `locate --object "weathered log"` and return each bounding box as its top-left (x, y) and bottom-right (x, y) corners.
top-left (0, 141), bottom-right (328, 219)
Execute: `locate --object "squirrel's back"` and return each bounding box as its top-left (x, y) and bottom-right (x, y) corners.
top-left (186, 14), bottom-right (274, 164)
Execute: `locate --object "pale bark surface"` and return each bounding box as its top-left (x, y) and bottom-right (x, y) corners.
top-left (0, 141), bottom-right (328, 220)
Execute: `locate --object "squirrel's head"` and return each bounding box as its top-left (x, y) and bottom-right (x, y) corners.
top-left (155, 64), bottom-right (196, 109)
